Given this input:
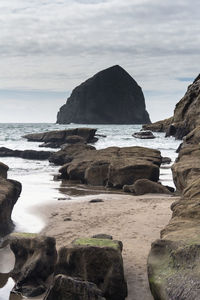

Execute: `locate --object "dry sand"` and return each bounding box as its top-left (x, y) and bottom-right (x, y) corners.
top-left (37, 192), bottom-right (178, 300)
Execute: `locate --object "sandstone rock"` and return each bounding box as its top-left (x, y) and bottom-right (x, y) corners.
top-left (56, 146), bottom-right (161, 189)
top-left (0, 147), bottom-right (52, 160)
top-left (132, 130), bottom-right (155, 139)
top-left (8, 233), bottom-right (57, 297)
top-left (0, 177), bottom-right (21, 236)
top-left (144, 75), bottom-right (200, 139)
top-left (161, 157), bottom-right (172, 164)
top-left (148, 105), bottom-right (200, 300)
top-left (44, 275), bottom-right (105, 300)
top-left (123, 179), bottom-right (171, 195)
top-left (54, 238), bottom-right (127, 300)
top-left (0, 162), bottom-right (8, 178)
top-left (143, 117), bottom-right (173, 132)
top-left (57, 65), bottom-right (151, 124)
top-left (23, 128), bottom-right (97, 148)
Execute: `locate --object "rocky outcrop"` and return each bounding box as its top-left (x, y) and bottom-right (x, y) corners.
top-left (23, 128), bottom-right (97, 148)
top-left (54, 237), bottom-right (127, 300)
top-left (132, 130), bottom-right (155, 139)
top-left (0, 164), bottom-right (22, 236)
top-left (123, 179), bottom-right (172, 195)
top-left (143, 117), bottom-right (173, 133)
top-left (44, 275), bottom-right (105, 300)
top-left (7, 233), bottom-right (57, 297)
top-left (51, 145), bottom-right (162, 189)
top-left (0, 147), bottom-right (52, 160)
top-left (148, 126), bottom-right (200, 299)
top-left (143, 75), bottom-right (200, 140)
top-left (57, 65), bottom-right (151, 124)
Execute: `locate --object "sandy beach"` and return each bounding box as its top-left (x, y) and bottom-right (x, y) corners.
top-left (36, 192), bottom-right (178, 300)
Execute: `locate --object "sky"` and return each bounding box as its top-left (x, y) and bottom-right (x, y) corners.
top-left (0, 0), bottom-right (200, 123)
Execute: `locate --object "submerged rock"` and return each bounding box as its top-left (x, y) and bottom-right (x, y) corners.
top-left (23, 128), bottom-right (97, 148)
top-left (132, 130), bottom-right (155, 139)
top-left (0, 147), bottom-right (52, 160)
top-left (57, 65), bottom-right (151, 124)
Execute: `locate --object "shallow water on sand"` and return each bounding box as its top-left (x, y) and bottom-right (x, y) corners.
top-left (0, 123), bottom-right (180, 299)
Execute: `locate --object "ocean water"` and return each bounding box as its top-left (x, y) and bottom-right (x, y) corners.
top-left (0, 123), bottom-right (181, 300)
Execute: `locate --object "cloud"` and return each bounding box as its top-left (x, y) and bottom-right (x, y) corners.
top-left (0, 0), bottom-right (200, 121)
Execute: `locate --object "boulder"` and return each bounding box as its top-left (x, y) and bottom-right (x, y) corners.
top-left (161, 157), bottom-right (172, 164)
top-left (123, 179), bottom-right (172, 195)
top-left (23, 128), bottom-right (97, 148)
top-left (55, 146), bottom-right (162, 189)
top-left (132, 130), bottom-right (155, 139)
top-left (56, 65), bottom-right (151, 124)
top-left (0, 147), bottom-right (52, 160)
top-left (54, 237), bottom-right (127, 300)
top-left (0, 162), bottom-right (8, 178)
top-left (44, 275), bottom-right (105, 300)
top-left (133, 179), bottom-right (172, 195)
top-left (0, 177), bottom-right (22, 236)
top-left (7, 233), bottom-right (57, 297)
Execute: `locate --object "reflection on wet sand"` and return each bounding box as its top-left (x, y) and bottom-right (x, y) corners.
top-left (58, 180), bottom-right (124, 197)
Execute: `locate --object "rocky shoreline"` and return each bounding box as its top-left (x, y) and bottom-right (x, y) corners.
top-left (147, 75), bottom-right (200, 299)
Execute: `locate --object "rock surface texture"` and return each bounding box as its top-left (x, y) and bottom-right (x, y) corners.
top-left (148, 88), bottom-right (200, 299)
top-left (143, 75), bottom-right (200, 139)
top-left (8, 233), bottom-right (57, 297)
top-left (0, 163), bottom-right (21, 236)
top-left (57, 65), bottom-right (151, 124)
top-left (53, 238), bottom-right (127, 300)
top-left (23, 128), bottom-right (97, 148)
top-left (50, 145), bottom-right (162, 189)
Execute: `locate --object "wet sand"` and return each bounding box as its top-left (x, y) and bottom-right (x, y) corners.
top-left (37, 193), bottom-right (178, 300)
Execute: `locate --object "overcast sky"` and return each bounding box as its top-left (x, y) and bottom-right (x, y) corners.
top-left (0, 0), bottom-right (199, 123)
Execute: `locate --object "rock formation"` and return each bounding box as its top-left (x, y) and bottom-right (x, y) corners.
top-left (143, 75), bottom-right (200, 139)
top-left (0, 147), bottom-right (52, 160)
top-left (56, 65), bottom-right (151, 124)
top-left (132, 130), bottom-right (155, 139)
top-left (49, 145), bottom-right (162, 189)
top-left (148, 109), bottom-right (200, 299)
top-left (7, 233), bottom-right (57, 297)
top-left (0, 163), bottom-right (21, 236)
top-left (23, 128), bottom-right (97, 148)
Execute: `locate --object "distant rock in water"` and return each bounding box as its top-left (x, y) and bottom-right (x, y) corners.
top-left (57, 65), bottom-right (151, 124)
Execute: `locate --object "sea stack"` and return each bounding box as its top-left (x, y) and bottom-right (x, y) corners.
top-left (57, 65), bottom-right (151, 124)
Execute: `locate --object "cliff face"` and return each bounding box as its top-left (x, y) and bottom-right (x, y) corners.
top-left (143, 74), bottom-right (200, 139)
top-left (57, 65), bottom-right (151, 124)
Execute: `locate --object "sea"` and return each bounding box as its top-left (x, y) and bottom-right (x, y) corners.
top-left (0, 123), bottom-right (181, 300)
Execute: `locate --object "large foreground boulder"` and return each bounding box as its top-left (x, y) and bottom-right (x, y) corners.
top-left (23, 128), bottom-right (97, 148)
top-left (0, 172), bottom-right (21, 237)
top-left (7, 233), bottom-right (57, 297)
top-left (57, 65), bottom-right (151, 124)
top-left (54, 238), bottom-right (127, 300)
top-left (51, 146), bottom-right (162, 189)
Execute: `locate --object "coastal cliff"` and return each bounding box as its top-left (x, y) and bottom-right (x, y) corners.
top-left (148, 77), bottom-right (200, 300)
top-left (57, 65), bottom-right (151, 124)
